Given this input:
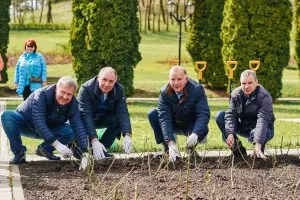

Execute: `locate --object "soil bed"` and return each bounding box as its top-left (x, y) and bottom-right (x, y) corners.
top-left (19, 154), bottom-right (300, 200)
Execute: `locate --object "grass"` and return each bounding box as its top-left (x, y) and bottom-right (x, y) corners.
top-left (3, 100), bottom-right (298, 154)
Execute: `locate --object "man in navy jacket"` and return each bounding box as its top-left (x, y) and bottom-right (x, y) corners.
top-left (1, 76), bottom-right (89, 169)
top-left (77, 67), bottom-right (132, 160)
top-left (148, 66), bottom-right (210, 161)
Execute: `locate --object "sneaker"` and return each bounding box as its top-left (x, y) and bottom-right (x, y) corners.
top-left (104, 151), bottom-right (114, 158)
top-left (36, 145), bottom-right (61, 160)
top-left (187, 148), bottom-right (200, 159)
top-left (232, 140), bottom-right (247, 158)
top-left (10, 152), bottom-right (26, 164)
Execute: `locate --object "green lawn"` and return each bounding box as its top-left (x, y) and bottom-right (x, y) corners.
top-left (4, 100), bottom-right (297, 154)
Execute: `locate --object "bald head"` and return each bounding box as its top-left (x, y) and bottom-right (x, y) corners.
top-left (168, 65), bottom-right (188, 93)
top-left (169, 65), bottom-right (187, 77)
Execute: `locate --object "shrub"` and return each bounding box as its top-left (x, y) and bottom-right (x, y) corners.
top-left (221, 0), bottom-right (292, 99)
top-left (70, 0), bottom-right (141, 96)
top-left (187, 0), bottom-right (227, 89)
top-left (294, 0), bottom-right (300, 75)
top-left (9, 23), bottom-right (70, 30)
top-left (0, 0), bottom-right (10, 83)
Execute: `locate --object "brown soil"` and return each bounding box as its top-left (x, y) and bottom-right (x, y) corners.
top-left (19, 155), bottom-right (300, 200)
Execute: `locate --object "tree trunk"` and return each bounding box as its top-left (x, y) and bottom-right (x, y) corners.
top-left (31, 0), bottom-right (36, 23)
top-left (47, 0), bottom-right (53, 23)
top-left (147, 0), bottom-right (152, 31)
top-left (39, 0), bottom-right (45, 23)
top-left (159, 0), bottom-right (166, 24)
top-left (144, 0), bottom-right (148, 33)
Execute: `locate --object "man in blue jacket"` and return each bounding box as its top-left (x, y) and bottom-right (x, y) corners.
top-left (1, 76), bottom-right (89, 170)
top-left (215, 70), bottom-right (275, 159)
top-left (77, 67), bottom-right (132, 160)
top-left (148, 66), bottom-right (210, 162)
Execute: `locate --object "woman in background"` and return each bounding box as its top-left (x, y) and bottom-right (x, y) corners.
top-left (14, 39), bottom-right (47, 100)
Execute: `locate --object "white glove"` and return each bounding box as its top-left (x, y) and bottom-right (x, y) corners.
top-left (91, 138), bottom-right (107, 160)
top-left (79, 152), bottom-right (89, 171)
top-left (168, 141), bottom-right (181, 162)
top-left (254, 143), bottom-right (267, 159)
top-left (123, 134), bottom-right (132, 154)
top-left (52, 140), bottom-right (73, 159)
top-left (186, 133), bottom-right (198, 148)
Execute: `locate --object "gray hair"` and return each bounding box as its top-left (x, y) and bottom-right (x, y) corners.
top-left (98, 67), bottom-right (118, 79)
top-left (240, 69), bottom-right (258, 82)
top-left (170, 65), bottom-right (187, 75)
top-left (57, 76), bottom-right (78, 90)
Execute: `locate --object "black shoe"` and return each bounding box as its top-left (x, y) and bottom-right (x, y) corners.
top-left (36, 145), bottom-right (61, 160)
top-left (10, 152), bottom-right (26, 164)
top-left (232, 140), bottom-right (247, 158)
top-left (104, 151), bottom-right (114, 158)
top-left (188, 148), bottom-right (200, 158)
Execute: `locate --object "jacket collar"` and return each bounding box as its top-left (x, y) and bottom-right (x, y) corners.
top-left (166, 83), bottom-right (188, 102)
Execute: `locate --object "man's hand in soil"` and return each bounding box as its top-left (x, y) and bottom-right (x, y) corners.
top-left (186, 133), bottom-right (198, 148)
top-left (52, 140), bottom-right (73, 159)
top-left (123, 134), bottom-right (132, 154)
top-left (79, 152), bottom-right (89, 171)
top-left (168, 141), bottom-right (181, 162)
top-left (226, 134), bottom-right (235, 148)
top-left (91, 138), bottom-right (107, 160)
top-left (254, 143), bottom-right (267, 159)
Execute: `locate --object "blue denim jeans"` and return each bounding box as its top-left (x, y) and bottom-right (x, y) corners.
top-left (215, 110), bottom-right (274, 145)
top-left (148, 108), bottom-right (208, 145)
top-left (93, 114), bottom-right (121, 149)
top-left (1, 111), bottom-right (74, 155)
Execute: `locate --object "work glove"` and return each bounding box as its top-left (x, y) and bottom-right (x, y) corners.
top-left (91, 138), bottom-right (107, 160)
top-left (79, 152), bottom-right (89, 171)
top-left (52, 140), bottom-right (73, 159)
top-left (253, 143), bottom-right (267, 159)
top-left (168, 141), bottom-right (181, 162)
top-left (123, 134), bottom-right (132, 154)
top-left (186, 133), bottom-right (198, 148)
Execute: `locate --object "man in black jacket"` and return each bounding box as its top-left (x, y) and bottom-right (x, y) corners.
top-left (1, 76), bottom-right (89, 169)
top-left (215, 70), bottom-right (275, 158)
top-left (77, 67), bottom-right (132, 160)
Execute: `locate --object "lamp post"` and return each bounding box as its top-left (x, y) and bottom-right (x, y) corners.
top-left (167, 0), bottom-right (195, 65)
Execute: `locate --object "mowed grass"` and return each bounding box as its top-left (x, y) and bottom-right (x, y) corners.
top-left (4, 100), bottom-right (298, 154)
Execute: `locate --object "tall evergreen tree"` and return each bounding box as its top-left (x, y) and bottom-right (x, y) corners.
top-left (221, 0), bottom-right (292, 99)
top-left (0, 0), bottom-right (11, 83)
top-left (294, 0), bottom-right (300, 75)
top-left (70, 0), bottom-right (141, 96)
top-left (187, 0), bottom-right (227, 89)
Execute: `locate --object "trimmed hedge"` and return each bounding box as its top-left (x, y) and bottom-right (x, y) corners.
top-left (0, 0), bottom-right (10, 83)
top-left (70, 0), bottom-right (141, 96)
top-left (294, 0), bottom-right (300, 74)
top-left (221, 0), bottom-right (292, 99)
top-left (10, 23), bottom-right (70, 30)
top-left (187, 0), bottom-right (227, 89)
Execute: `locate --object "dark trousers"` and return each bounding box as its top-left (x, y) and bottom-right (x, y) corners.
top-left (22, 85), bottom-right (32, 100)
top-left (94, 114), bottom-right (121, 149)
top-left (148, 108), bottom-right (208, 146)
top-left (215, 110), bottom-right (274, 145)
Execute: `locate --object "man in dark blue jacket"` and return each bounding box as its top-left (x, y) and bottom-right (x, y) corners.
top-left (1, 76), bottom-right (89, 169)
top-left (148, 66), bottom-right (210, 162)
top-left (215, 70), bottom-right (275, 159)
top-left (77, 67), bottom-right (132, 160)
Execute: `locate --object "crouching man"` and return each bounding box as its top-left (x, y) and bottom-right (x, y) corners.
top-left (215, 70), bottom-right (275, 159)
top-left (1, 76), bottom-right (89, 170)
top-left (148, 66), bottom-right (210, 162)
top-left (77, 67), bottom-right (132, 160)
